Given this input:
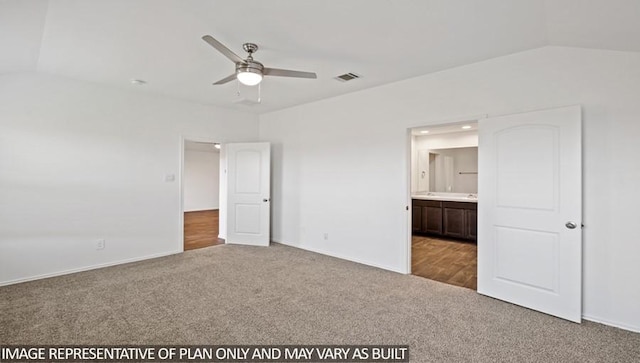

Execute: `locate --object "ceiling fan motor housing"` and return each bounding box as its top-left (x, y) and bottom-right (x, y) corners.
top-left (236, 60), bottom-right (264, 77)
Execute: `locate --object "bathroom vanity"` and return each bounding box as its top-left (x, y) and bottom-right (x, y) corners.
top-left (412, 193), bottom-right (477, 241)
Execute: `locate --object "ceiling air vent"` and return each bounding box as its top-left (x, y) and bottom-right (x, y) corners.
top-left (335, 72), bottom-right (361, 82)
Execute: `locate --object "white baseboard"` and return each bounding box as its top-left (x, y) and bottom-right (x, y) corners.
top-left (184, 208), bottom-right (219, 212)
top-left (0, 250), bottom-right (182, 287)
top-left (583, 314), bottom-right (640, 333)
top-left (271, 239), bottom-right (406, 274)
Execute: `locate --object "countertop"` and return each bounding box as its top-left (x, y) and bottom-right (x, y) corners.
top-left (412, 192), bottom-right (478, 203)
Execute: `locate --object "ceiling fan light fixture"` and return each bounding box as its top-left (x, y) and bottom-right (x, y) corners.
top-left (237, 70), bottom-right (263, 86)
top-left (236, 61), bottom-right (264, 86)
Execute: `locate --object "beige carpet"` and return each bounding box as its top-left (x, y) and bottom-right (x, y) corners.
top-left (1, 243), bottom-right (639, 362)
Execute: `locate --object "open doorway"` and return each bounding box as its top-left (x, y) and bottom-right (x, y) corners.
top-left (407, 106), bottom-right (582, 321)
top-left (183, 140), bottom-right (225, 250)
top-left (409, 122), bottom-right (478, 289)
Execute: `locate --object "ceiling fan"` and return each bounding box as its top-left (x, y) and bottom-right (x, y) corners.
top-left (202, 35), bottom-right (317, 86)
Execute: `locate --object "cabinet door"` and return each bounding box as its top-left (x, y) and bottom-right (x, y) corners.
top-left (443, 207), bottom-right (466, 238)
top-left (425, 206), bottom-right (443, 234)
top-left (412, 203), bottom-right (423, 233)
top-left (465, 208), bottom-right (477, 240)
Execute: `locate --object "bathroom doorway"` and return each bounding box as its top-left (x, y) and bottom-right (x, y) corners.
top-left (408, 106), bottom-right (582, 321)
top-left (409, 121), bottom-right (479, 290)
top-left (182, 140), bottom-right (225, 251)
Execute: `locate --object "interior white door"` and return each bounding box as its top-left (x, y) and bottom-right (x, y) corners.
top-left (226, 142), bottom-right (271, 246)
top-left (478, 105), bottom-right (582, 322)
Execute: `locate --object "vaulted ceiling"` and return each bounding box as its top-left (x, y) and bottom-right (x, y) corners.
top-left (2, 0), bottom-right (639, 113)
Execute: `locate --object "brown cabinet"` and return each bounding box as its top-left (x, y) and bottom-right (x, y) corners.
top-left (466, 208), bottom-right (477, 240)
top-left (412, 200), bottom-right (442, 235)
top-left (443, 202), bottom-right (477, 240)
top-left (443, 204), bottom-right (466, 238)
top-left (412, 199), bottom-right (477, 241)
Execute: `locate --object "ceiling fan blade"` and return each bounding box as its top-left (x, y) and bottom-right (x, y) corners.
top-left (202, 35), bottom-right (245, 64)
top-left (213, 73), bottom-right (236, 85)
top-left (263, 67), bottom-right (317, 79)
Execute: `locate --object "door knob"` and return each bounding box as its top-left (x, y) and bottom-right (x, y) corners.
top-left (565, 221), bottom-right (577, 229)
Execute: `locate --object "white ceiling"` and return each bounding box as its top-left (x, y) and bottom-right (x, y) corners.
top-left (2, 0), bottom-right (640, 114)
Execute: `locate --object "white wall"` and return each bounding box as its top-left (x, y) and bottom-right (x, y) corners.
top-left (259, 46), bottom-right (640, 332)
top-left (0, 72), bottom-right (258, 284)
top-left (183, 148), bottom-right (220, 211)
top-left (0, 0), bottom-right (48, 73)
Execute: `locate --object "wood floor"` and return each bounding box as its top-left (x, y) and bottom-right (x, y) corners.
top-left (184, 209), bottom-right (224, 251)
top-left (412, 235), bottom-right (477, 290)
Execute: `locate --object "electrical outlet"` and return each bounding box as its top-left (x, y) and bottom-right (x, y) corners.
top-left (96, 239), bottom-right (105, 250)
top-left (323, 233), bottom-right (329, 240)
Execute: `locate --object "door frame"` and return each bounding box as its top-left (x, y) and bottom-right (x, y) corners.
top-left (179, 135), bottom-right (222, 252)
top-left (405, 115), bottom-right (486, 274)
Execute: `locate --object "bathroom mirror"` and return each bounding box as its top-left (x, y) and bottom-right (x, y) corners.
top-left (417, 147), bottom-right (478, 193)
